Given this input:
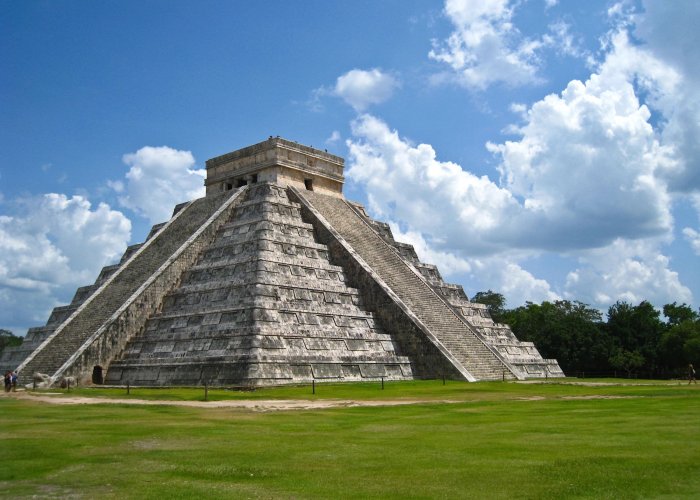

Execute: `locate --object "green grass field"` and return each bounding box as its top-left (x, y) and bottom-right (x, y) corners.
top-left (1, 380), bottom-right (698, 498)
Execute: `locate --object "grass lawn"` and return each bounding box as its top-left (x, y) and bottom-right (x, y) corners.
top-left (1, 379), bottom-right (698, 498)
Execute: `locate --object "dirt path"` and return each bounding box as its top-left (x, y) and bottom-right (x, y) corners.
top-left (4, 391), bottom-right (463, 411)
top-left (3, 390), bottom-right (643, 411)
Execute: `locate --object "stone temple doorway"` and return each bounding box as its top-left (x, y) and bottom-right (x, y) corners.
top-left (92, 365), bottom-right (103, 384)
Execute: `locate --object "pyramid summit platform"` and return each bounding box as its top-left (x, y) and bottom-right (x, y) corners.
top-left (2, 137), bottom-right (563, 386)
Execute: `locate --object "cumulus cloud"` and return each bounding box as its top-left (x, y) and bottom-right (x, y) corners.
top-left (564, 238), bottom-right (692, 307)
top-left (113, 146), bottom-right (206, 224)
top-left (487, 31), bottom-right (675, 249)
top-left (334, 69), bottom-right (400, 111)
top-left (387, 217), bottom-right (560, 305)
top-left (348, 86), bottom-right (673, 255)
top-left (345, 68), bottom-right (688, 307)
top-left (683, 228), bottom-right (700, 255)
top-left (632, 0), bottom-right (700, 194)
top-left (326, 130), bottom-right (341, 145)
top-left (429, 0), bottom-right (587, 89)
top-left (388, 223), bottom-right (472, 275)
top-left (345, 3), bottom-right (699, 308)
top-left (478, 257), bottom-right (560, 306)
top-left (0, 194), bottom-right (131, 333)
top-left (347, 114), bottom-right (519, 255)
top-left (429, 0), bottom-right (544, 89)
top-left (346, 114), bottom-right (564, 304)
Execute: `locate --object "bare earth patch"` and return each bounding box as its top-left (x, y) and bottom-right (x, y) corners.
top-left (7, 391), bottom-right (464, 411)
top-left (518, 379), bottom-right (679, 387)
top-left (4, 390), bottom-right (640, 411)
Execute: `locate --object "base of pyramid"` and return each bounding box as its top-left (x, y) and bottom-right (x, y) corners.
top-left (105, 359), bottom-right (413, 386)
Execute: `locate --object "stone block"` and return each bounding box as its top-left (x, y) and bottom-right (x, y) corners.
top-left (312, 364), bottom-right (342, 379)
top-left (345, 339), bottom-right (368, 351)
top-left (359, 364), bottom-right (386, 378)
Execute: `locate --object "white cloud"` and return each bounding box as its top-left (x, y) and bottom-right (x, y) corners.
top-left (114, 146), bottom-right (206, 224)
top-left (346, 7), bottom-right (699, 310)
top-left (348, 88), bottom-right (673, 255)
top-left (544, 21), bottom-right (581, 57)
top-left (564, 238), bottom-right (692, 308)
top-left (487, 32), bottom-right (675, 249)
top-left (334, 69), bottom-right (400, 111)
top-left (683, 228), bottom-right (700, 255)
top-left (347, 114), bottom-right (519, 255)
top-left (631, 1), bottom-right (700, 194)
top-left (429, 0), bottom-right (545, 89)
top-left (0, 194), bottom-right (131, 333)
top-left (467, 255), bottom-right (560, 306)
top-left (389, 222), bottom-right (472, 275)
top-left (346, 114), bottom-right (564, 305)
top-left (388, 219), bottom-right (559, 306)
top-left (345, 64), bottom-right (689, 306)
top-left (326, 130), bottom-right (341, 145)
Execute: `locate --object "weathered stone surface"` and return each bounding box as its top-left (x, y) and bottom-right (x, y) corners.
top-left (15, 188), bottom-right (247, 385)
top-left (365, 208), bottom-right (564, 378)
top-left (205, 137), bottom-right (345, 197)
top-left (0, 216), bottom-right (173, 374)
top-left (32, 372), bottom-right (51, 389)
top-left (8, 138), bottom-right (563, 386)
top-left (293, 188), bottom-right (517, 381)
top-left (105, 183), bottom-right (413, 386)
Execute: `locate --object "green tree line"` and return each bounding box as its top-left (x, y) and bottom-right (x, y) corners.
top-left (472, 291), bottom-right (700, 378)
top-left (3, 295), bottom-right (699, 379)
top-left (0, 329), bottom-right (22, 355)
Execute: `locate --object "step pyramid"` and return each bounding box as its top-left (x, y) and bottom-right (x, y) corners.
top-left (3, 137), bottom-right (563, 386)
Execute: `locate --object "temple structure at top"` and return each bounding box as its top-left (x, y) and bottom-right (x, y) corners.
top-left (205, 137), bottom-right (344, 196)
top-left (1, 137), bottom-right (563, 386)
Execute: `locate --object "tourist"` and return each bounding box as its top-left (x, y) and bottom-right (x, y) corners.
top-left (11, 371), bottom-right (17, 391)
top-left (689, 364), bottom-right (696, 385)
top-left (3, 371), bottom-right (11, 392)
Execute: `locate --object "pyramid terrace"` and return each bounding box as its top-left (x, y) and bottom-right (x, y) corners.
top-left (1, 137), bottom-right (563, 386)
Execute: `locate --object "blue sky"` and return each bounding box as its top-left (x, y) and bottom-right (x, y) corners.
top-left (2, 0), bottom-right (699, 335)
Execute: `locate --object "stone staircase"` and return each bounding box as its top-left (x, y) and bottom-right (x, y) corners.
top-left (17, 190), bottom-right (241, 381)
top-left (366, 220), bottom-right (564, 379)
top-left (106, 183), bottom-right (412, 386)
top-left (297, 189), bottom-right (516, 381)
top-left (0, 231), bottom-right (159, 374)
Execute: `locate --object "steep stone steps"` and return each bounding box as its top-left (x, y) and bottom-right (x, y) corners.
top-left (357, 210), bottom-right (565, 379)
top-left (299, 189), bottom-right (514, 381)
top-left (106, 182), bottom-right (412, 386)
top-left (18, 190), bottom-right (239, 379)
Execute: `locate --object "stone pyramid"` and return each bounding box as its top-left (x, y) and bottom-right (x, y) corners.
top-left (3, 138), bottom-right (563, 386)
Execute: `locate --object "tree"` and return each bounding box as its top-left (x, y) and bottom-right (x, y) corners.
top-left (663, 302), bottom-right (698, 325)
top-left (609, 349), bottom-right (645, 378)
top-left (0, 329), bottom-right (22, 355)
top-left (471, 290), bottom-right (506, 323)
top-left (477, 294), bottom-right (696, 379)
top-left (606, 301), bottom-right (666, 376)
top-left (502, 300), bottom-right (608, 375)
top-left (658, 318), bottom-right (700, 375)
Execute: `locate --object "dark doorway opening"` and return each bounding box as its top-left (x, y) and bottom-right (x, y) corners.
top-left (304, 179), bottom-right (314, 191)
top-left (92, 365), bottom-right (103, 385)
